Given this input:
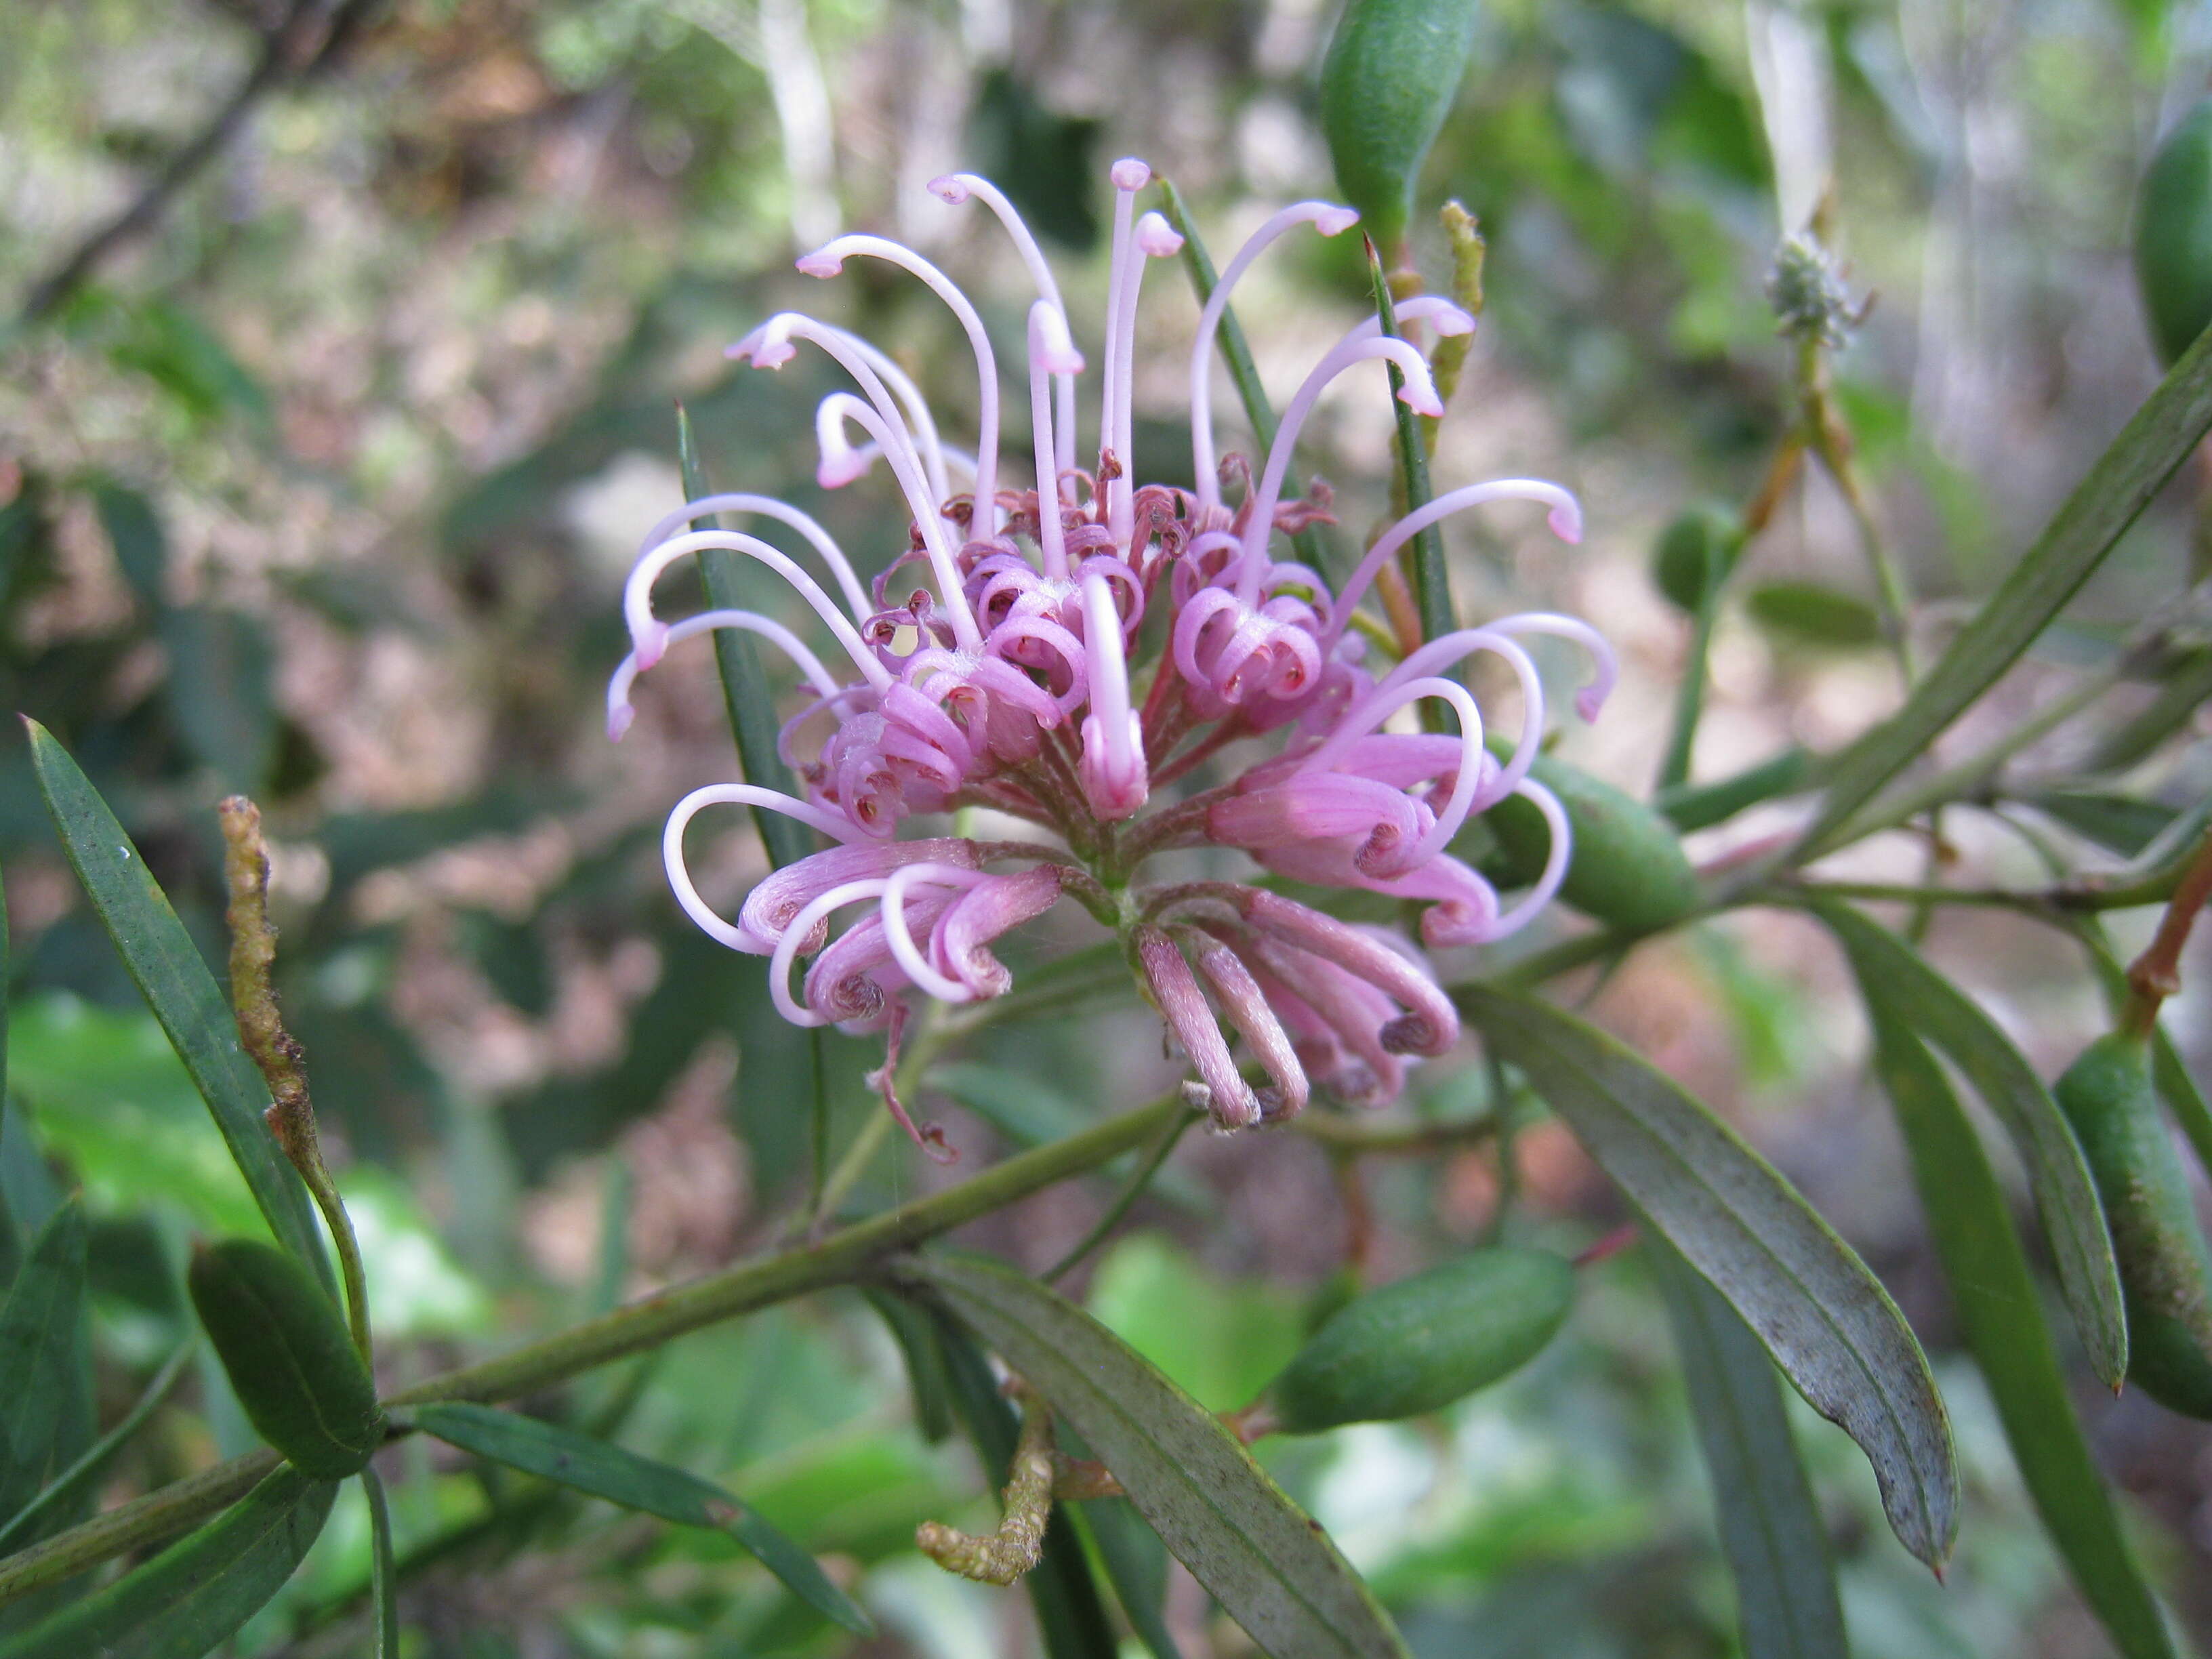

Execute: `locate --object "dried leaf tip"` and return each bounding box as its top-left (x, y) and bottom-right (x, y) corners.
top-left (218, 795), bottom-right (311, 1139)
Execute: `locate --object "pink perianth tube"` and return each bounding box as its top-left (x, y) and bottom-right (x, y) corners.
top-left (661, 785), bottom-right (866, 955)
top-left (622, 528), bottom-right (893, 686)
top-left (634, 491), bottom-right (872, 625)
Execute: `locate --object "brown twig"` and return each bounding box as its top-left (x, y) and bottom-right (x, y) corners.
top-left (2123, 828), bottom-right (2212, 1036)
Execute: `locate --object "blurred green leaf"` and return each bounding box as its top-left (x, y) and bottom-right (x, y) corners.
top-left (930, 1307), bottom-right (1121, 1659)
top-left (0, 1343), bottom-right (190, 1557)
top-left (1656, 747), bottom-right (1818, 832)
top-left (24, 722), bottom-right (329, 1287)
top-left (362, 1467), bottom-right (399, 1659)
top-left (967, 70), bottom-right (1102, 249)
top-left (2024, 790), bottom-right (2178, 857)
top-left (0, 1107), bottom-right (60, 1278)
top-left (2083, 651), bottom-right (2212, 774)
top-left (1742, 582), bottom-right (1885, 650)
top-left (408, 1401), bottom-right (869, 1635)
top-left (159, 606), bottom-right (277, 794)
top-left (1650, 1234), bottom-right (1845, 1659)
top-left (1801, 316), bottom-right (2212, 854)
top-left (1084, 1233), bottom-right (1303, 1413)
top-left (103, 299), bottom-right (273, 431)
top-left (1074, 1488), bottom-right (1185, 1659)
top-left (1865, 1010), bottom-right (2178, 1659)
top-left (1456, 985), bottom-right (1958, 1570)
top-left (905, 1251), bottom-right (1410, 1658)
top-left (929, 1062), bottom-right (1092, 1147)
top-left (89, 482), bottom-right (165, 609)
top-left (0, 1202), bottom-right (89, 1536)
top-left (1811, 901), bottom-right (2127, 1386)
top-left (0, 1465), bottom-right (333, 1659)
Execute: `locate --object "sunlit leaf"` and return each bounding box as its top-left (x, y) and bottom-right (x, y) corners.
top-left (1650, 1235), bottom-right (1845, 1659)
top-left (1809, 899), bottom-right (2127, 1385)
top-left (24, 722), bottom-right (329, 1288)
top-left (0, 1465), bottom-right (333, 1659)
top-left (1457, 985), bottom-right (1958, 1569)
top-left (408, 1401), bottom-right (869, 1634)
top-left (1801, 316), bottom-right (2212, 854)
top-left (1866, 1011), bottom-right (2179, 1659)
top-left (904, 1251), bottom-right (1410, 1658)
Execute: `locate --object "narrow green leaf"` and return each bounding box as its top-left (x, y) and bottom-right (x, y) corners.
top-left (90, 480), bottom-right (167, 609)
top-left (1800, 317), bottom-right (2212, 855)
top-left (1075, 1492), bottom-right (1185, 1659)
top-left (677, 406), bottom-right (811, 874)
top-left (1866, 1012), bottom-right (2178, 1659)
top-left (903, 1251), bottom-right (1410, 1658)
top-left (1367, 241), bottom-right (1450, 649)
top-left (930, 1307), bottom-right (1121, 1659)
top-left (862, 1286), bottom-right (954, 1443)
top-left (0, 863), bottom-right (14, 1292)
top-left (24, 722), bottom-right (328, 1286)
top-left (1656, 747), bottom-right (1818, 833)
top-left (0, 1465), bottom-right (335, 1659)
top-left (0, 1343), bottom-right (192, 1556)
top-left (1809, 899), bottom-right (2127, 1385)
top-left (2024, 790), bottom-right (2178, 857)
top-left (361, 1467), bottom-right (399, 1659)
top-left (0, 1202), bottom-right (89, 1534)
top-left (1155, 180), bottom-right (1337, 583)
top-left (1650, 1235), bottom-right (1847, 1659)
top-left (159, 607), bottom-right (279, 793)
top-left (408, 1401), bottom-right (869, 1635)
top-left (1456, 985), bottom-right (1958, 1569)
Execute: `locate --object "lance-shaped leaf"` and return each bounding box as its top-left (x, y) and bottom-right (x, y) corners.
top-left (24, 722), bottom-right (328, 1286)
top-left (0, 1465), bottom-right (335, 1659)
top-left (1800, 317), bottom-right (2212, 855)
top-left (0, 1204), bottom-right (89, 1534)
top-left (1456, 985), bottom-right (1958, 1569)
top-left (407, 1401), bottom-right (868, 1635)
top-left (362, 1467), bottom-right (400, 1659)
top-left (1808, 899), bottom-right (2127, 1385)
top-left (0, 1343), bottom-right (192, 1556)
top-left (901, 1251), bottom-right (1409, 1659)
top-left (1650, 1234), bottom-right (1847, 1659)
top-left (1866, 1012), bottom-right (2179, 1659)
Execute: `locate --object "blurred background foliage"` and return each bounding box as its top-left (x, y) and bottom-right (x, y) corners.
top-left (3, 0), bottom-right (2211, 1652)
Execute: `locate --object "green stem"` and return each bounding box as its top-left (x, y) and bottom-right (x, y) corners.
top-left (0, 1092), bottom-right (1186, 1612)
top-left (1042, 1105), bottom-right (1199, 1282)
top-left (1366, 239), bottom-right (1450, 651)
top-left (1156, 177), bottom-right (1336, 582)
top-left (1656, 598), bottom-right (1720, 792)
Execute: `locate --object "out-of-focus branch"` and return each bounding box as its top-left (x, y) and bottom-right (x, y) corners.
top-left (19, 0), bottom-right (383, 323)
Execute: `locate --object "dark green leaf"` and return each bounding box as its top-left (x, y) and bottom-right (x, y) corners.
top-left (861, 1286), bottom-right (954, 1443)
top-left (903, 1251), bottom-right (1410, 1658)
top-left (1866, 1012), bottom-right (2177, 1659)
top-left (89, 482), bottom-right (165, 609)
top-left (362, 1467), bottom-right (399, 1659)
top-left (1650, 1235), bottom-right (1846, 1659)
top-left (678, 406), bottom-right (811, 874)
top-left (0, 1343), bottom-right (192, 1556)
top-left (0, 1105), bottom-right (60, 1288)
top-left (930, 1308), bottom-right (1121, 1659)
top-left (1075, 1492), bottom-right (1185, 1659)
top-left (24, 721), bottom-right (329, 1287)
top-left (0, 1465), bottom-right (334, 1659)
top-left (1801, 316), bottom-right (2212, 854)
top-left (0, 1204), bottom-right (89, 1533)
top-left (1809, 900), bottom-right (2127, 1385)
top-left (159, 606), bottom-right (277, 793)
top-left (1456, 985), bottom-right (1957, 1569)
top-left (408, 1401), bottom-right (868, 1634)
top-left (1742, 582), bottom-right (1884, 649)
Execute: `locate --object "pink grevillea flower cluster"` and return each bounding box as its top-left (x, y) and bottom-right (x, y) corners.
top-left (611, 157), bottom-right (1614, 1156)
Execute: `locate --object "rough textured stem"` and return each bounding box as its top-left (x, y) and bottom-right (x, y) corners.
top-left (0, 1093), bottom-right (1184, 1610)
top-left (220, 795), bottom-right (372, 1364)
top-left (916, 1385), bottom-right (1057, 1584)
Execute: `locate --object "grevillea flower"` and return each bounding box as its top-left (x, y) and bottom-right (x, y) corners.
top-left (612, 158), bottom-right (1614, 1155)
